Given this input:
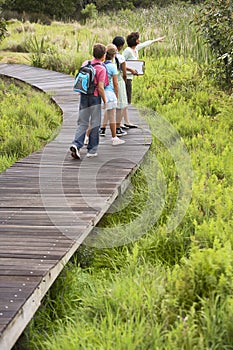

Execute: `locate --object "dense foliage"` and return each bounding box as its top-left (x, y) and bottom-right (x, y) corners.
top-left (2, 0), bottom-right (204, 20)
top-left (0, 0), bottom-right (7, 41)
top-left (194, 0), bottom-right (233, 87)
top-left (3, 0), bottom-right (76, 21)
top-left (0, 15), bottom-right (6, 41)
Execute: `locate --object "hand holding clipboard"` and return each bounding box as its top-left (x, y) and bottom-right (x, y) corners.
top-left (126, 60), bottom-right (145, 75)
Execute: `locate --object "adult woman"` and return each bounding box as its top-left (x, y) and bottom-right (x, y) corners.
top-left (123, 32), bottom-right (165, 124)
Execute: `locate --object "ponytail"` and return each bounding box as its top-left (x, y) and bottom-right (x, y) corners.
top-left (115, 56), bottom-right (120, 70)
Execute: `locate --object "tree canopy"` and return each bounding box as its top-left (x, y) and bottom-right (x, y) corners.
top-left (2, 0), bottom-right (203, 20)
top-left (0, 0), bottom-right (7, 42)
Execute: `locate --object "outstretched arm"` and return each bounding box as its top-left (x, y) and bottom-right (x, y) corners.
top-left (151, 36), bottom-right (166, 43)
top-left (137, 36), bottom-right (165, 50)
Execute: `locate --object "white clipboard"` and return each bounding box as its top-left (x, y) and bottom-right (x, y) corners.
top-left (126, 60), bottom-right (145, 75)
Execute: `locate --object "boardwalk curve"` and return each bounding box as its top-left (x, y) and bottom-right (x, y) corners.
top-left (0, 63), bottom-right (151, 349)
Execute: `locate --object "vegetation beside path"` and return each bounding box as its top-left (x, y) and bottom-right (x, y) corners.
top-left (0, 76), bottom-right (62, 173)
top-left (20, 55), bottom-right (233, 350)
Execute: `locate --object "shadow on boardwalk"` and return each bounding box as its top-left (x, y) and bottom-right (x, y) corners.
top-left (0, 63), bottom-right (152, 350)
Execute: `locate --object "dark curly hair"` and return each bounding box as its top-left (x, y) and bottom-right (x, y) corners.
top-left (126, 32), bottom-right (140, 47)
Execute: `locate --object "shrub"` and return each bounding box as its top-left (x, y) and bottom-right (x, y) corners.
top-left (26, 35), bottom-right (47, 67)
top-left (0, 4), bottom-right (7, 42)
top-left (80, 4), bottom-right (98, 24)
top-left (194, 0), bottom-right (233, 88)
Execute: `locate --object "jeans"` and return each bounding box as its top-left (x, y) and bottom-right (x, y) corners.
top-left (72, 94), bottom-right (102, 154)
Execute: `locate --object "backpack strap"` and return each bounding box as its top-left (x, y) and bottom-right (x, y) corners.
top-left (92, 63), bottom-right (101, 68)
top-left (85, 60), bottom-right (100, 67)
top-left (88, 61), bottom-right (109, 89)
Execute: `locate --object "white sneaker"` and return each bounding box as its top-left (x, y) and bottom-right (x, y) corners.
top-left (70, 145), bottom-right (80, 159)
top-left (112, 137), bottom-right (125, 146)
top-left (84, 135), bottom-right (89, 145)
top-left (86, 152), bottom-right (98, 158)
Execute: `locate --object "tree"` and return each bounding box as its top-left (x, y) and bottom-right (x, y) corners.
top-left (44, 0), bottom-right (75, 19)
top-left (0, 0), bottom-right (7, 42)
top-left (2, 0), bottom-right (76, 20)
top-left (80, 3), bottom-right (97, 23)
top-left (3, 0), bottom-right (45, 14)
top-left (0, 17), bottom-right (7, 41)
top-left (194, 0), bottom-right (233, 87)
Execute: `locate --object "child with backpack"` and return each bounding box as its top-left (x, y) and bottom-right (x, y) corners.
top-left (70, 43), bottom-right (108, 159)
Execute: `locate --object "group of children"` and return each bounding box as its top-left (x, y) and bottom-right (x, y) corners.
top-left (70, 32), bottom-right (165, 159)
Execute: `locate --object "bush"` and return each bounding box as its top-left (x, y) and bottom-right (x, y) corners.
top-left (80, 4), bottom-right (98, 24)
top-left (0, 3), bottom-right (7, 42)
top-left (0, 17), bottom-right (6, 41)
top-left (194, 0), bottom-right (233, 88)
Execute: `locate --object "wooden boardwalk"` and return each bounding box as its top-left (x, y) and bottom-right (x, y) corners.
top-left (0, 63), bottom-right (151, 350)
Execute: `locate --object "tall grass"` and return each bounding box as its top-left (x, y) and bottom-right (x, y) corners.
top-left (104, 4), bottom-right (211, 64)
top-left (1, 4), bottom-right (212, 72)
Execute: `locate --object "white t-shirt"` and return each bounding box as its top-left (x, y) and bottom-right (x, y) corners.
top-left (116, 52), bottom-right (125, 65)
top-left (123, 40), bottom-right (154, 79)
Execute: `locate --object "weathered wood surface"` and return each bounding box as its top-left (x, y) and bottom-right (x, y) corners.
top-left (0, 63), bottom-right (152, 349)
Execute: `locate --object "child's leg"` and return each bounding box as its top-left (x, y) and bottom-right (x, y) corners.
top-left (101, 110), bottom-right (109, 128)
top-left (108, 109), bottom-right (116, 138)
top-left (121, 107), bottom-right (129, 124)
top-left (84, 122), bottom-right (91, 145)
top-left (99, 110), bottom-right (109, 136)
top-left (122, 107), bottom-right (138, 128)
top-left (116, 108), bottom-right (122, 129)
top-left (86, 124), bottom-right (90, 137)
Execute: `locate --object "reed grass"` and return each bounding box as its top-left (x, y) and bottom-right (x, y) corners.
top-left (1, 4), bottom-right (212, 73)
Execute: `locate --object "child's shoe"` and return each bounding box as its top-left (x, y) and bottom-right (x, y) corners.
top-left (70, 145), bottom-right (80, 159)
top-left (116, 128), bottom-right (127, 137)
top-left (112, 137), bottom-right (125, 146)
top-left (99, 127), bottom-right (106, 136)
top-left (86, 152), bottom-right (98, 158)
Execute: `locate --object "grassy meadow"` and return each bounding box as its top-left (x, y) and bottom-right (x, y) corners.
top-left (0, 3), bottom-right (233, 350)
top-left (0, 77), bottom-right (62, 173)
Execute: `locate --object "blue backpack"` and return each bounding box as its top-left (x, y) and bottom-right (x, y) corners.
top-left (73, 61), bottom-right (101, 94)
